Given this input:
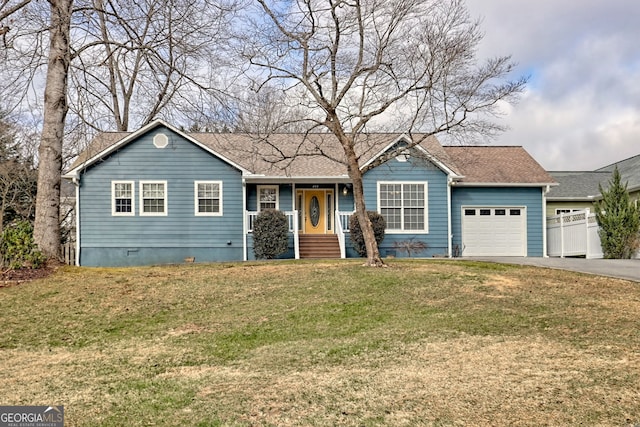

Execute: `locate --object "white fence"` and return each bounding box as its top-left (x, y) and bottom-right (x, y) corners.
top-left (336, 210), bottom-right (354, 258)
top-left (547, 209), bottom-right (603, 259)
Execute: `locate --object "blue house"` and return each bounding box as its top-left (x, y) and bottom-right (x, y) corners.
top-left (63, 120), bottom-right (556, 266)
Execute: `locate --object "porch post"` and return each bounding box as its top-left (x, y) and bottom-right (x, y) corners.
top-left (447, 176), bottom-right (453, 258)
top-left (542, 185), bottom-right (549, 258)
top-left (242, 179), bottom-right (247, 261)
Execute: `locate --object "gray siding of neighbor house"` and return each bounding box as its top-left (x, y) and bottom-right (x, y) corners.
top-left (450, 186), bottom-right (545, 257)
top-left (78, 127), bottom-right (244, 266)
top-left (362, 154), bottom-right (450, 258)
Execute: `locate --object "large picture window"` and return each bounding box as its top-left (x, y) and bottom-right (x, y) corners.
top-left (140, 181), bottom-right (167, 216)
top-left (258, 185), bottom-right (278, 211)
top-left (195, 181), bottom-right (222, 216)
top-left (378, 182), bottom-right (428, 232)
top-left (112, 181), bottom-right (134, 216)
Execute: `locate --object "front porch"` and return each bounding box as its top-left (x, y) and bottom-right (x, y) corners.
top-left (245, 210), bottom-right (354, 259)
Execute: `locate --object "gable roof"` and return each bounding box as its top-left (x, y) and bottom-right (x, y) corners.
top-left (65, 120), bottom-right (552, 186)
top-left (546, 171), bottom-right (611, 200)
top-left (65, 121), bottom-right (252, 177)
top-left (190, 132), bottom-right (456, 179)
top-left (65, 120), bottom-right (458, 180)
top-left (443, 146), bottom-right (556, 186)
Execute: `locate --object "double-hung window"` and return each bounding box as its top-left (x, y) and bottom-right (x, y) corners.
top-left (195, 181), bottom-right (222, 216)
top-left (112, 181), bottom-right (134, 216)
top-left (258, 185), bottom-right (278, 211)
top-left (378, 182), bottom-right (428, 232)
top-left (140, 181), bottom-right (167, 216)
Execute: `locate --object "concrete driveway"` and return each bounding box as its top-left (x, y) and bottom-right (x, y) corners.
top-left (466, 257), bottom-right (640, 283)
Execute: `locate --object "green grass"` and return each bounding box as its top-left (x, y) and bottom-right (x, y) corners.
top-left (1, 259), bottom-right (639, 426)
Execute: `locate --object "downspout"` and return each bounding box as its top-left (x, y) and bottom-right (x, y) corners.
top-left (447, 176), bottom-right (453, 258)
top-left (543, 184), bottom-right (550, 258)
top-left (242, 178), bottom-right (247, 261)
top-left (72, 174), bottom-right (81, 266)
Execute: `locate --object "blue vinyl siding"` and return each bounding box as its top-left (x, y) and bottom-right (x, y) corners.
top-left (451, 187), bottom-right (545, 257)
top-left (362, 155), bottom-right (450, 258)
top-left (246, 184), bottom-right (294, 211)
top-left (78, 126), bottom-right (244, 266)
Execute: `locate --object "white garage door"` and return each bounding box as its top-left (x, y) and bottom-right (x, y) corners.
top-left (462, 207), bottom-right (526, 256)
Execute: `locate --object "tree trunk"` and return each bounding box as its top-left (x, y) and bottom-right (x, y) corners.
top-left (33, 0), bottom-right (73, 261)
top-left (343, 142), bottom-right (385, 267)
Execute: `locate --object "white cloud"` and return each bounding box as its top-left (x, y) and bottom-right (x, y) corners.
top-left (466, 0), bottom-right (640, 170)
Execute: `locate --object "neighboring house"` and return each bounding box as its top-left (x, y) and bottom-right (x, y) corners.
top-left (63, 120), bottom-right (556, 266)
top-left (546, 171), bottom-right (611, 217)
top-left (547, 153), bottom-right (640, 217)
top-left (596, 154), bottom-right (640, 203)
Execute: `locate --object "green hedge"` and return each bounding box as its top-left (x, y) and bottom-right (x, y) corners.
top-left (253, 209), bottom-right (289, 259)
top-left (349, 211), bottom-right (386, 257)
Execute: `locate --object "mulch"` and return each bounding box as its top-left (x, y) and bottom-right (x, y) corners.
top-left (0, 266), bottom-right (57, 288)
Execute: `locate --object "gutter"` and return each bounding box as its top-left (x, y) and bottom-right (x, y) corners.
top-left (453, 182), bottom-right (559, 188)
top-left (447, 176), bottom-right (453, 258)
top-left (543, 184), bottom-right (550, 258)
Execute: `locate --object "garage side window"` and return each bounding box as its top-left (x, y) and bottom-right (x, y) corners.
top-left (378, 182), bottom-right (428, 232)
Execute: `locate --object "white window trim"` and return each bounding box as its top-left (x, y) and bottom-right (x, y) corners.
top-left (555, 208), bottom-right (581, 215)
top-left (194, 181), bottom-right (223, 216)
top-left (377, 181), bottom-right (429, 233)
top-left (111, 180), bottom-right (135, 216)
top-left (257, 185), bottom-right (279, 211)
top-left (140, 180), bottom-right (168, 216)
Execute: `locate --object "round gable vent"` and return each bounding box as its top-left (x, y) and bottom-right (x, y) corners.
top-left (153, 133), bottom-right (169, 148)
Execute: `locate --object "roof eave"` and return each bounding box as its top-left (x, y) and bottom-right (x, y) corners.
top-left (547, 196), bottom-right (601, 201)
top-left (244, 175), bottom-right (351, 184)
top-left (452, 182), bottom-right (557, 188)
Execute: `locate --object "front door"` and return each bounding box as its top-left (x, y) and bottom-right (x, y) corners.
top-left (300, 190), bottom-right (336, 234)
top-left (304, 190), bottom-right (326, 234)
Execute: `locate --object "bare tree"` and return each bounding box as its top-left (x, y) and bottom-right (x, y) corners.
top-left (0, 115), bottom-right (37, 233)
top-left (32, 0), bottom-right (72, 260)
top-left (240, 0), bottom-right (526, 266)
top-left (0, 0), bottom-right (31, 33)
top-left (68, 0), bottom-right (238, 133)
top-left (1, 0), bottom-right (238, 260)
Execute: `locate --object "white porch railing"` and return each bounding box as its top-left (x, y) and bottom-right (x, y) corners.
top-left (547, 209), bottom-right (603, 259)
top-left (246, 210), bottom-right (300, 259)
top-left (336, 210), bottom-right (354, 259)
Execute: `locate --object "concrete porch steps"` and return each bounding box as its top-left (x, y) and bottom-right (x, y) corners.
top-left (298, 234), bottom-right (341, 259)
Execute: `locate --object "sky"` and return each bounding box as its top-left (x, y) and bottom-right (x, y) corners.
top-left (465, 1), bottom-right (640, 171)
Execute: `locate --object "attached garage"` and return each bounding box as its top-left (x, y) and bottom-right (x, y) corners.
top-left (461, 207), bottom-right (527, 256)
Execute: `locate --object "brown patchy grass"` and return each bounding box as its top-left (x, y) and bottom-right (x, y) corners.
top-left (0, 260), bottom-right (639, 426)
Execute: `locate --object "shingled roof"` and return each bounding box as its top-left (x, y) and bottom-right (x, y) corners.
top-left (597, 153), bottom-right (640, 192)
top-left (546, 171), bottom-right (611, 200)
top-left (66, 121), bottom-right (554, 186)
top-left (443, 146), bottom-right (556, 185)
top-left (66, 123), bottom-right (456, 179)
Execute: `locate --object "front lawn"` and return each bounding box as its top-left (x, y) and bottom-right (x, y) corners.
top-left (0, 260), bottom-right (638, 426)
